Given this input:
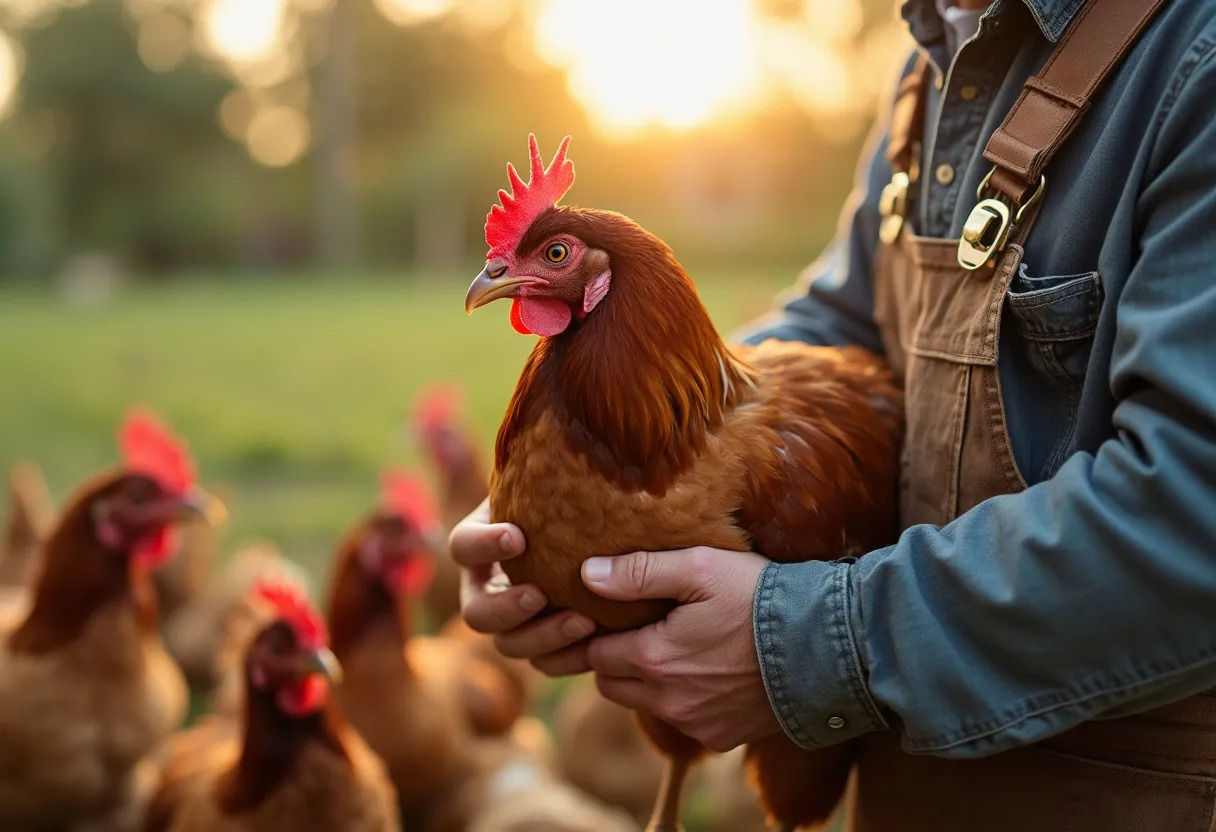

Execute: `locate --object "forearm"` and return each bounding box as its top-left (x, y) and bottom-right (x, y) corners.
top-left (756, 404), bottom-right (1216, 757)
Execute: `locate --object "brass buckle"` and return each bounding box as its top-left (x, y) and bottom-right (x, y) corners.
top-left (957, 169), bottom-right (1046, 270)
top-left (878, 144), bottom-right (921, 245)
top-left (879, 171), bottom-right (911, 244)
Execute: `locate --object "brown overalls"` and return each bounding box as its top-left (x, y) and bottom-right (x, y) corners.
top-left (850, 0), bottom-right (1216, 828)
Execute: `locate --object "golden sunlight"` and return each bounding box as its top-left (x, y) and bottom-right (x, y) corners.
top-left (374, 0), bottom-right (455, 26)
top-left (0, 31), bottom-right (19, 121)
top-left (203, 0), bottom-right (285, 64)
top-left (534, 0), bottom-right (758, 134)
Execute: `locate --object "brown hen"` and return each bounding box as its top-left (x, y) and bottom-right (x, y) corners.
top-left (145, 581), bottom-right (398, 832)
top-left (464, 136), bottom-right (903, 832)
top-left (325, 471), bottom-right (525, 827)
top-left (0, 413), bottom-right (215, 831)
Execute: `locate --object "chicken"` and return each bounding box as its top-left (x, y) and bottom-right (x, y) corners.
top-left (0, 412), bottom-right (219, 831)
top-left (463, 136), bottom-right (903, 832)
top-left (414, 384), bottom-right (492, 532)
top-left (162, 537), bottom-right (302, 692)
top-left (554, 675), bottom-right (662, 825)
top-left (144, 580), bottom-right (398, 832)
top-left (0, 461), bottom-right (253, 692)
top-left (412, 384), bottom-right (491, 628)
top-left (0, 460), bottom-right (53, 589)
top-left (325, 470), bottom-right (524, 827)
top-left (423, 718), bottom-right (640, 832)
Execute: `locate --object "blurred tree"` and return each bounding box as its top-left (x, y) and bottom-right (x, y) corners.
top-left (15, 0), bottom-right (245, 271)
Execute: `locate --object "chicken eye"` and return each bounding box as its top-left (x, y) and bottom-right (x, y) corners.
top-left (544, 243), bottom-right (569, 264)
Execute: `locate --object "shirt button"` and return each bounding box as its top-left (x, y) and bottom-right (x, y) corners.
top-left (960, 84), bottom-right (980, 101)
top-left (827, 716), bottom-right (846, 730)
top-left (934, 74), bottom-right (944, 91)
top-left (935, 163), bottom-right (956, 186)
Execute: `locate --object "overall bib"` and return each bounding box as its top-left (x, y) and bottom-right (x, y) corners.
top-left (849, 0), bottom-right (1216, 828)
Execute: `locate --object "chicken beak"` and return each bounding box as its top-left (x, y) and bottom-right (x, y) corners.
top-left (305, 647), bottom-right (343, 685)
top-left (465, 261), bottom-right (534, 314)
top-left (178, 490), bottom-right (228, 527)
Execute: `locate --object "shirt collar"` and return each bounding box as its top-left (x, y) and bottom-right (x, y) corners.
top-left (901, 0), bottom-right (1086, 43)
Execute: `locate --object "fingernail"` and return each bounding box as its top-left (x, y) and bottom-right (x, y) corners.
top-left (583, 557), bottom-right (611, 583)
top-left (563, 616), bottom-right (595, 638)
top-left (499, 532), bottom-right (519, 554)
top-left (519, 590), bottom-right (545, 612)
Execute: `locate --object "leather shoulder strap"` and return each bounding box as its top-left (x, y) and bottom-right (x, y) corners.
top-left (887, 54), bottom-right (932, 175)
top-left (983, 0), bottom-right (1169, 204)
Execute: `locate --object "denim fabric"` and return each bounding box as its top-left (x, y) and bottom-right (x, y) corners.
top-left (739, 0), bottom-right (1216, 756)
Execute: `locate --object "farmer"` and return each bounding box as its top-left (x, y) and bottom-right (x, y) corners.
top-left (452, 0), bottom-right (1216, 827)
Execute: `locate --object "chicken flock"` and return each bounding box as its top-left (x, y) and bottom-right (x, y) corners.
top-left (0, 133), bottom-right (903, 832)
top-left (0, 397), bottom-right (767, 832)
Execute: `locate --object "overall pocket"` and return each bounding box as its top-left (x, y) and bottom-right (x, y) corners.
top-left (1002, 267), bottom-right (1103, 480)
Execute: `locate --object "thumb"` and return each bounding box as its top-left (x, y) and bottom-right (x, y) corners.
top-left (581, 548), bottom-right (715, 603)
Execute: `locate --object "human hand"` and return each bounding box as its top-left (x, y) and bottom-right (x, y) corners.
top-left (583, 547), bottom-right (781, 751)
top-left (450, 499), bottom-right (598, 676)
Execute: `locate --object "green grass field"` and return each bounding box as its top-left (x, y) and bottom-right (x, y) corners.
top-left (0, 266), bottom-right (797, 576)
top-left (0, 265), bottom-right (848, 831)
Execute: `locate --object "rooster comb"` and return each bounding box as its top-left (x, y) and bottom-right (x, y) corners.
top-left (485, 134), bottom-right (575, 259)
top-left (381, 470), bottom-right (439, 531)
top-left (413, 384), bottom-right (463, 434)
top-left (253, 579), bottom-right (327, 651)
top-left (118, 410), bottom-right (196, 496)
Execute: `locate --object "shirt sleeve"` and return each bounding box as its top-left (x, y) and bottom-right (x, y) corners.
top-left (754, 39), bottom-right (1216, 757)
top-left (734, 124), bottom-right (892, 353)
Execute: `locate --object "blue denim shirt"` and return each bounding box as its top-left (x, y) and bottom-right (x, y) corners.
top-left (740, 0), bottom-right (1216, 757)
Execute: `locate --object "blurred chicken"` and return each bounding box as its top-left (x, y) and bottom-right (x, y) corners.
top-left (145, 581), bottom-right (398, 832)
top-left (326, 470), bottom-right (524, 826)
top-left (554, 676), bottom-right (663, 824)
top-left (424, 718), bottom-right (639, 832)
top-left (699, 749), bottom-right (771, 832)
top-left (412, 385), bottom-right (491, 627)
top-left (161, 536), bottom-right (302, 691)
top-left (0, 412), bottom-right (216, 831)
top-left (0, 460), bottom-right (53, 588)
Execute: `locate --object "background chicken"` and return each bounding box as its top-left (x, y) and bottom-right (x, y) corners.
top-left (145, 580), bottom-right (398, 832)
top-left (0, 461), bottom-right (264, 694)
top-left (464, 136), bottom-right (903, 832)
top-left (0, 412), bottom-right (217, 831)
top-left (162, 536), bottom-right (302, 692)
top-left (325, 469), bottom-right (525, 827)
top-left (0, 461), bottom-right (53, 589)
top-left (423, 718), bottom-right (640, 832)
top-left (413, 384), bottom-right (492, 628)
top-left (554, 675), bottom-right (662, 826)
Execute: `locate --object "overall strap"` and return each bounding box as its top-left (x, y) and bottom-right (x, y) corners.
top-left (983, 0), bottom-right (1170, 205)
top-left (887, 55), bottom-right (932, 176)
top-left (958, 0), bottom-right (1170, 268)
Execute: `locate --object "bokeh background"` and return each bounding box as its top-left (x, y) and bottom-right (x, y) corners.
top-left (0, 0), bottom-right (908, 572)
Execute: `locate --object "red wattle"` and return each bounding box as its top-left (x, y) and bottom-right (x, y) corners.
top-left (131, 525), bottom-right (180, 571)
top-left (278, 675), bottom-right (328, 717)
top-left (518, 297), bottom-right (573, 337)
top-left (385, 556), bottom-right (435, 597)
top-left (510, 298), bottom-right (533, 334)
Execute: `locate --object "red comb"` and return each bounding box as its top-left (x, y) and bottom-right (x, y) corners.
top-left (485, 134), bottom-right (575, 259)
top-left (414, 384), bottom-right (463, 434)
top-left (118, 410), bottom-right (196, 495)
top-left (253, 579), bottom-right (327, 651)
top-left (381, 470), bottom-right (439, 531)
